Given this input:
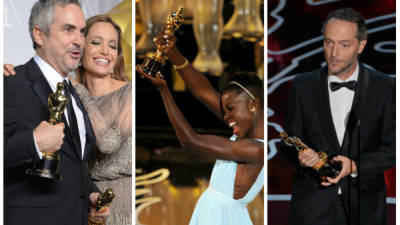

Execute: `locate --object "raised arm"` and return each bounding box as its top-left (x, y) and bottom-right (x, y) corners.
top-left (156, 33), bottom-right (223, 120)
top-left (137, 67), bottom-right (263, 164)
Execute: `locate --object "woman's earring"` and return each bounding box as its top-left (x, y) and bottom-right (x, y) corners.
top-left (110, 69), bottom-right (114, 77)
top-left (78, 61), bottom-right (82, 67)
top-left (250, 107), bottom-right (256, 112)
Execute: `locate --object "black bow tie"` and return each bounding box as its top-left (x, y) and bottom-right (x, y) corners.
top-left (330, 81), bottom-right (357, 92)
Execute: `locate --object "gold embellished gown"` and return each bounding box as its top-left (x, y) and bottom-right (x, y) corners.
top-left (75, 83), bottom-right (132, 225)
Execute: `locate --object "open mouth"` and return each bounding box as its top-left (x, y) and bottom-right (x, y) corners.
top-left (70, 50), bottom-right (81, 59)
top-left (228, 121), bottom-right (237, 128)
top-left (227, 121), bottom-right (240, 135)
top-left (94, 58), bottom-right (110, 66)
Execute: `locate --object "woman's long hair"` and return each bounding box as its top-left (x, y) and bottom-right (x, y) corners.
top-left (75, 14), bottom-right (128, 86)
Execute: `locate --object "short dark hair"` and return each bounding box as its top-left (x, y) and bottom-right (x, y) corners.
top-left (322, 8), bottom-right (367, 41)
top-left (222, 72), bottom-right (264, 104)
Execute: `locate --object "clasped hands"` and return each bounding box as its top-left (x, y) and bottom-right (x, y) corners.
top-left (299, 148), bottom-right (357, 186)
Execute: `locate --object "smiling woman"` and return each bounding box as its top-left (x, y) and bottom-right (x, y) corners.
top-left (75, 15), bottom-right (128, 88)
top-left (81, 22), bottom-right (119, 79)
top-left (136, 30), bottom-right (264, 225)
top-left (71, 14), bottom-right (132, 225)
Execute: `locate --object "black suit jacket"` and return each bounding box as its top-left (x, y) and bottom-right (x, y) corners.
top-left (4, 59), bottom-right (99, 225)
top-left (281, 63), bottom-right (395, 225)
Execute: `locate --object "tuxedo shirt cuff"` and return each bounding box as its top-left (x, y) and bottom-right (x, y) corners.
top-left (33, 130), bottom-right (43, 159)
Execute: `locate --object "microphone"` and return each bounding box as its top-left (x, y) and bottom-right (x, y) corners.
top-left (347, 110), bottom-right (359, 130)
top-left (348, 110), bottom-right (361, 225)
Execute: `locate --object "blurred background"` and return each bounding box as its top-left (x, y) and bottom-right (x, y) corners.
top-left (135, 0), bottom-right (264, 224)
top-left (3, 0), bottom-right (127, 67)
top-left (267, 0), bottom-right (395, 225)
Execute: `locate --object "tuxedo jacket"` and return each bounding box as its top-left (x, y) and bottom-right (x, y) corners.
top-left (281, 63), bottom-right (395, 225)
top-left (4, 59), bottom-right (99, 225)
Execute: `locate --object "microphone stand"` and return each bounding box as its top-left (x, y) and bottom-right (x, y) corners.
top-left (347, 120), bottom-right (352, 225)
top-left (356, 119), bottom-right (361, 225)
top-left (347, 111), bottom-right (361, 225)
top-left (345, 111), bottom-right (361, 225)
top-left (347, 119), bottom-right (352, 225)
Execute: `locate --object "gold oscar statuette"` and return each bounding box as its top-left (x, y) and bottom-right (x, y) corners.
top-left (89, 188), bottom-right (116, 225)
top-left (280, 131), bottom-right (343, 181)
top-left (26, 82), bottom-right (67, 180)
top-left (141, 6), bottom-right (184, 76)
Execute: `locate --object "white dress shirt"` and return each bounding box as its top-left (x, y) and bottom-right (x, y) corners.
top-left (328, 63), bottom-right (359, 145)
top-left (327, 62), bottom-right (359, 194)
top-left (33, 55), bottom-right (86, 159)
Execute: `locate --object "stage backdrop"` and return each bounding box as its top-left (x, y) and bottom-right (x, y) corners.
top-left (4, 0), bottom-right (123, 65)
top-left (267, 0), bottom-right (395, 224)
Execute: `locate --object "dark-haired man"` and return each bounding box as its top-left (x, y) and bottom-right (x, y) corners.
top-left (281, 8), bottom-right (395, 225)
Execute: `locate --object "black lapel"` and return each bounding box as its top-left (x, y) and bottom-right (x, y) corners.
top-left (340, 62), bottom-right (370, 154)
top-left (27, 58), bottom-right (81, 161)
top-left (28, 59), bottom-right (53, 109)
top-left (339, 63), bottom-right (370, 208)
top-left (69, 85), bottom-right (95, 161)
top-left (315, 67), bottom-right (341, 153)
top-left (350, 63), bottom-right (369, 119)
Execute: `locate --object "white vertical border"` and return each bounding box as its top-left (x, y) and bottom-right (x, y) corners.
top-left (131, 0), bottom-right (137, 223)
top-left (264, 1), bottom-right (268, 225)
top-left (0, 0), bottom-right (4, 223)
